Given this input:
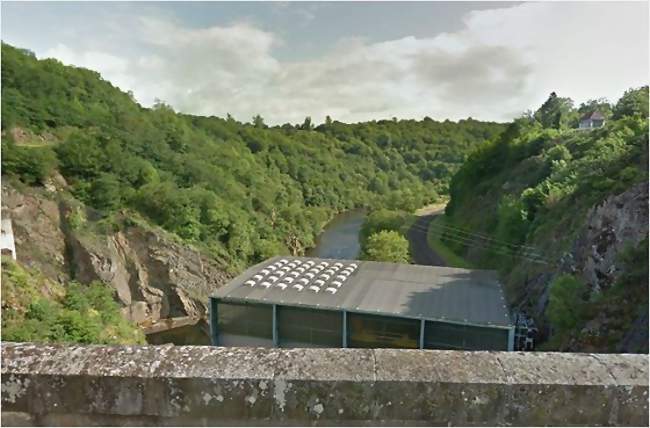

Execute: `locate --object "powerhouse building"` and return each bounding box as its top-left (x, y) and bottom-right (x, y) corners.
top-left (209, 256), bottom-right (514, 351)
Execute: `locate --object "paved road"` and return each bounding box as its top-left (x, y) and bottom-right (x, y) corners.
top-left (407, 213), bottom-right (447, 267)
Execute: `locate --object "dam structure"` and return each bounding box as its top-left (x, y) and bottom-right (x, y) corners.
top-left (210, 256), bottom-right (514, 351)
top-left (1, 342), bottom-right (647, 426)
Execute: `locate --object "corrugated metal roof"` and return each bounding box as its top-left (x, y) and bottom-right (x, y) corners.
top-left (212, 256), bottom-right (512, 328)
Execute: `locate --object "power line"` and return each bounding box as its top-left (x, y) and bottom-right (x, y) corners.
top-left (421, 218), bottom-right (539, 252)
top-left (410, 222), bottom-right (549, 262)
top-left (424, 222), bottom-right (546, 259)
top-left (407, 223), bottom-right (553, 265)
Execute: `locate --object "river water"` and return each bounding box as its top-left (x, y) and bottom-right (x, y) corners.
top-left (145, 209), bottom-right (367, 345)
top-left (306, 209), bottom-right (366, 260)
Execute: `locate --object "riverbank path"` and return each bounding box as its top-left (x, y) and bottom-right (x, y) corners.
top-left (407, 203), bottom-right (446, 267)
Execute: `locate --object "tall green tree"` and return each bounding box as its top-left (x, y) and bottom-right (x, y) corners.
top-left (534, 92), bottom-right (575, 129)
top-left (362, 230), bottom-right (410, 263)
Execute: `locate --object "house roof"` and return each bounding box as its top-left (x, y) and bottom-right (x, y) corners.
top-left (211, 256), bottom-right (513, 328)
top-left (580, 111), bottom-right (605, 121)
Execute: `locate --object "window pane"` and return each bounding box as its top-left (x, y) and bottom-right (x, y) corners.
top-left (424, 320), bottom-right (509, 351)
top-left (348, 313), bottom-right (419, 349)
top-left (216, 301), bottom-right (273, 347)
top-left (277, 306), bottom-right (342, 348)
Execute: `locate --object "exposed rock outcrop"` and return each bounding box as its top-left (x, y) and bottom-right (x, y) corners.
top-left (521, 182), bottom-right (649, 351)
top-left (1, 182), bottom-right (231, 330)
top-left (1, 183), bottom-right (69, 284)
top-left (66, 225), bottom-right (230, 326)
top-left (570, 182), bottom-right (648, 294)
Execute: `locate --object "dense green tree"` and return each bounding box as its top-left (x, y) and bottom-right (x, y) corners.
top-left (0, 42), bottom-right (504, 267)
top-left (534, 92), bottom-right (575, 129)
top-left (1, 140), bottom-right (57, 185)
top-left (90, 173), bottom-right (122, 211)
top-left (362, 230), bottom-right (410, 263)
top-left (547, 275), bottom-right (587, 332)
top-left (301, 116), bottom-right (314, 130)
top-left (612, 86), bottom-right (649, 119)
top-left (252, 114), bottom-right (266, 128)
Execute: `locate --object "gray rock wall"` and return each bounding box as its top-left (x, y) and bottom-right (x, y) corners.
top-left (1, 182), bottom-right (232, 330)
top-left (1, 343), bottom-right (648, 426)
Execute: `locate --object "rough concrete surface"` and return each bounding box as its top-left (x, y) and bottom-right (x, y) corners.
top-left (1, 342), bottom-right (648, 426)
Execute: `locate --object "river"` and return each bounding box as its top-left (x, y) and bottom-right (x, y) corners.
top-left (306, 209), bottom-right (366, 260)
top-left (145, 209), bottom-right (367, 345)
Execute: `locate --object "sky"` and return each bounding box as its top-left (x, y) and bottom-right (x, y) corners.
top-left (1, 1), bottom-right (648, 125)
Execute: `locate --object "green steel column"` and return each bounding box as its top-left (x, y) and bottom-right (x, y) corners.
top-left (342, 310), bottom-right (347, 348)
top-left (272, 304), bottom-right (278, 347)
top-left (209, 298), bottom-right (218, 346)
top-left (507, 326), bottom-right (515, 351)
top-left (419, 319), bottom-right (425, 349)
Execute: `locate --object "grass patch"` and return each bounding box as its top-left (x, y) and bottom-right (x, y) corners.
top-left (426, 215), bottom-right (473, 269)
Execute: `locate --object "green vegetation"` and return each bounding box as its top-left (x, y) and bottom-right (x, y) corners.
top-left (0, 139), bottom-right (57, 185)
top-left (1, 42), bottom-right (504, 271)
top-left (358, 209), bottom-right (416, 262)
top-left (445, 87), bottom-right (648, 270)
top-left (361, 230), bottom-right (410, 263)
top-left (426, 215), bottom-right (472, 268)
top-left (546, 274), bottom-right (587, 332)
top-left (1, 257), bottom-right (145, 345)
top-left (440, 87), bottom-right (648, 348)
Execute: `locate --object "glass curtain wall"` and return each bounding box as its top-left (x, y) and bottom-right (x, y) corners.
top-left (215, 301), bottom-right (274, 347)
top-left (423, 320), bottom-right (509, 350)
top-left (347, 312), bottom-right (419, 348)
top-left (277, 306), bottom-right (343, 348)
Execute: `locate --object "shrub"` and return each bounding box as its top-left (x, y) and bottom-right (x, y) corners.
top-left (547, 274), bottom-right (587, 332)
top-left (362, 230), bottom-right (410, 263)
top-left (1, 141), bottom-right (57, 185)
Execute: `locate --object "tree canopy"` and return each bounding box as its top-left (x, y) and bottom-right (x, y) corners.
top-left (0, 42), bottom-right (504, 269)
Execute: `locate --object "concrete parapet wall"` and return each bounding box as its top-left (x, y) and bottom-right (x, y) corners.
top-left (1, 342), bottom-right (648, 426)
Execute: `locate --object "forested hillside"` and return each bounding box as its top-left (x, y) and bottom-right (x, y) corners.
top-left (1, 43), bottom-right (504, 271)
top-left (442, 88), bottom-right (649, 352)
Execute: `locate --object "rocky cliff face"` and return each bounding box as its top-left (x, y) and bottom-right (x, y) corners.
top-left (1, 181), bottom-right (231, 331)
top-left (569, 182), bottom-right (648, 295)
top-left (518, 182), bottom-right (648, 352)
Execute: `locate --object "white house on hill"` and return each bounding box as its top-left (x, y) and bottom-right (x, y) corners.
top-left (578, 111), bottom-right (606, 129)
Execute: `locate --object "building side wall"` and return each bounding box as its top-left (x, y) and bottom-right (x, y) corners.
top-left (1, 343), bottom-right (647, 426)
top-left (0, 218), bottom-right (17, 260)
top-left (212, 298), bottom-right (511, 351)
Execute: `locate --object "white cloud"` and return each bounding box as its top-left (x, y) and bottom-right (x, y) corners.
top-left (42, 2), bottom-right (648, 124)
